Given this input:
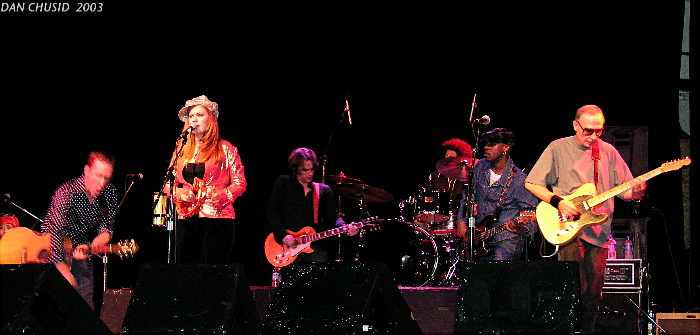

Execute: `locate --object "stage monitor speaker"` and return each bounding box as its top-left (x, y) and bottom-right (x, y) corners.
top-left (100, 289), bottom-right (132, 334)
top-left (400, 287), bottom-right (459, 335)
top-left (2, 264), bottom-right (110, 333)
top-left (120, 263), bottom-right (259, 333)
top-left (260, 261), bottom-right (421, 333)
top-left (656, 313), bottom-right (700, 335)
top-left (594, 290), bottom-right (643, 334)
top-left (456, 260), bottom-right (580, 334)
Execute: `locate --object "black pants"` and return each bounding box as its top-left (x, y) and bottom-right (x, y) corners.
top-left (175, 217), bottom-right (235, 263)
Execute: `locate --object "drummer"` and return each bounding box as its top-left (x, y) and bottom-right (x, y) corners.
top-left (423, 138), bottom-right (474, 209)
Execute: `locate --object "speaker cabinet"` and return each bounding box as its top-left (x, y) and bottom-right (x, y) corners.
top-left (456, 260), bottom-right (580, 334)
top-left (594, 290), bottom-right (644, 334)
top-left (100, 289), bottom-right (132, 334)
top-left (1, 264), bottom-right (110, 333)
top-left (120, 263), bottom-right (259, 333)
top-left (656, 313), bottom-right (700, 335)
top-left (260, 261), bottom-right (421, 333)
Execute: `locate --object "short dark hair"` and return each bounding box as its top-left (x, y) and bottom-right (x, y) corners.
top-left (287, 147), bottom-right (318, 174)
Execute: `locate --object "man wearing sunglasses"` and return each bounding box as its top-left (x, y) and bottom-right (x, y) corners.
top-left (524, 105), bottom-right (646, 333)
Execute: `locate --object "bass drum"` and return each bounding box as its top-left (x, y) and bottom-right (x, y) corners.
top-left (356, 219), bottom-right (440, 287)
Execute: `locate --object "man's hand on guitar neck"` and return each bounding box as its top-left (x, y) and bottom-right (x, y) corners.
top-left (505, 218), bottom-right (529, 236)
top-left (346, 225), bottom-right (359, 236)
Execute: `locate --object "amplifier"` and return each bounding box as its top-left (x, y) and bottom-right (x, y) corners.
top-left (603, 259), bottom-right (643, 289)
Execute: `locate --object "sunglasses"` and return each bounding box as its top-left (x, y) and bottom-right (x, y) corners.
top-left (575, 120), bottom-right (604, 136)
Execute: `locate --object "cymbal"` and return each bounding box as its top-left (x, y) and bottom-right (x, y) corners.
top-left (326, 173), bottom-right (365, 184)
top-left (436, 156), bottom-right (474, 181)
top-left (333, 183), bottom-right (394, 203)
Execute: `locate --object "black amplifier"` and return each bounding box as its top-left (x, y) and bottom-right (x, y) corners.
top-left (603, 259), bottom-right (643, 290)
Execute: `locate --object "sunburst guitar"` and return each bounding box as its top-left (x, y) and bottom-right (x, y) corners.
top-left (537, 157), bottom-right (691, 245)
top-left (265, 217), bottom-right (378, 267)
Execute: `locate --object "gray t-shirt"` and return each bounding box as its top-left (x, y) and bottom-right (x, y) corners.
top-left (525, 136), bottom-right (634, 247)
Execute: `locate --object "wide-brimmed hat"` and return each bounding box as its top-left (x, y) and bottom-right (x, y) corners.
top-left (178, 95), bottom-right (219, 121)
top-left (481, 127), bottom-right (516, 146)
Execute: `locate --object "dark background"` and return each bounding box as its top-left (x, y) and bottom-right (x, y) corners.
top-left (2, 3), bottom-right (695, 313)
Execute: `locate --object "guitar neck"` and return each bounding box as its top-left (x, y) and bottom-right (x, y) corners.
top-left (475, 223), bottom-right (509, 243)
top-left (86, 244), bottom-right (119, 255)
top-left (588, 167), bottom-right (662, 207)
top-left (302, 226), bottom-right (347, 244)
top-left (301, 221), bottom-right (368, 244)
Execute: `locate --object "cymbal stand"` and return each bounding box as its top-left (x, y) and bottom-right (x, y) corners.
top-left (438, 234), bottom-right (465, 286)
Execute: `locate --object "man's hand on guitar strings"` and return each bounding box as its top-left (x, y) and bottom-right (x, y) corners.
top-left (282, 234), bottom-right (298, 248)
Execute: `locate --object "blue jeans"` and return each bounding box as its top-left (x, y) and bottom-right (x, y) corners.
top-left (70, 259), bottom-right (94, 309)
top-left (480, 236), bottom-right (526, 261)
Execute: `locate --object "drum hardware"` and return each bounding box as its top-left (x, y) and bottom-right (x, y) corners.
top-left (333, 183), bottom-right (394, 203)
top-left (435, 156), bottom-right (474, 181)
top-left (326, 172), bottom-right (365, 184)
top-left (414, 188), bottom-right (452, 224)
top-left (437, 238), bottom-right (466, 286)
top-left (355, 219), bottom-right (441, 287)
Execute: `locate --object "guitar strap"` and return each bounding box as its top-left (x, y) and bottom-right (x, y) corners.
top-left (312, 182), bottom-right (320, 225)
top-left (591, 141), bottom-right (600, 192)
top-left (492, 167), bottom-right (518, 222)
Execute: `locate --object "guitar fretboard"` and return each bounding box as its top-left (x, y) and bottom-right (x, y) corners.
top-left (298, 219), bottom-right (375, 244)
top-left (588, 166), bottom-right (663, 208)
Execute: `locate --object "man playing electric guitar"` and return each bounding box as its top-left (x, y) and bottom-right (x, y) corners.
top-left (267, 148), bottom-right (359, 263)
top-left (525, 105), bottom-right (646, 333)
top-left (456, 128), bottom-right (540, 260)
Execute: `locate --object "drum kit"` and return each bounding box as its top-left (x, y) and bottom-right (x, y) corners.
top-left (328, 155), bottom-right (474, 287)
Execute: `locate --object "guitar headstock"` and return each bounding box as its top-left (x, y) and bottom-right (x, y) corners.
top-left (661, 157), bottom-right (691, 172)
top-left (362, 223), bottom-right (381, 231)
top-left (351, 216), bottom-right (379, 226)
top-left (516, 210), bottom-right (537, 224)
top-left (116, 239), bottom-right (139, 259)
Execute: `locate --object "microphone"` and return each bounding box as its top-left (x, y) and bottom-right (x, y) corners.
top-left (3, 193), bottom-right (9, 202)
top-left (345, 93), bottom-right (352, 125)
top-left (473, 115), bottom-right (490, 125)
top-left (127, 173), bottom-right (144, 179)
top-left (180, 126), bottom-right (195, 138)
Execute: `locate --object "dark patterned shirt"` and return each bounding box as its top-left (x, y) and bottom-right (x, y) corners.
top-left (41, 175), bottom-right (117, 264)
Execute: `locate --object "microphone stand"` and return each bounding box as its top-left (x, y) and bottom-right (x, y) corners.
top-left (3, 194), bottom-right (45, 229)
top-left (320, 102), bottom-right (351, 262)
top-left (466, 120), bottom-right (485, 261)
top-left (153, 132), bottom-right (189, 263)
top-left (93, 176), bottom-right (140, 293)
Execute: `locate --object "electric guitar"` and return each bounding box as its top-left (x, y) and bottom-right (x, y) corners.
top-left (265, 217), bottom-right (378, 267)
top-left (537, 157), bottom-right (691, 245)
top-left (467, 210), bottom-right (536, 257)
